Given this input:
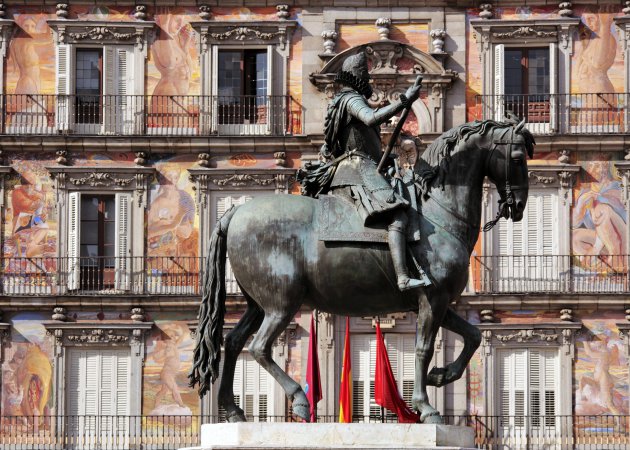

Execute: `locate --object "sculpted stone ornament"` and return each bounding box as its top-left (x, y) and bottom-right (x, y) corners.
top-left (190, 50), bottom-right (535, 424)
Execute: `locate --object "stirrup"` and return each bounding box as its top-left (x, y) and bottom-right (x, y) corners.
top-left (397, 276), bottom-right (429, 291)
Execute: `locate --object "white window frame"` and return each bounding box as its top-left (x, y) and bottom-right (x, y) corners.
top-left (480, 165), bottom-right (579, 293)
top-left (47, 166), bottom-right (154, 295)
top-left (478, 322), bottom-right (580, 449)
top-left (47, 20), bottom-right (153, 135)
top-left (471, 18), bottom-right (580, 134)
top-left (44, 322), bottom-right (152, 447)
top-left (191, 21), bottom-right (296, 136)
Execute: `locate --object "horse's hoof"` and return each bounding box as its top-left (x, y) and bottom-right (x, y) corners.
top-left (291, 401), bottom-right (311, 422)
top-left (226, 411), bottom-right (247, 423)
top-left (421, 411), bottom-right (443, 424)
top-left (427, 367), bottom-right (446, 387)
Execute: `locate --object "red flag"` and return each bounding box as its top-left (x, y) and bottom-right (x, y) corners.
top-left (305, 313), bottom-right (322, 422)
top-left (374, 321), bottom-right (419, 423)
top-left (338, 317), bottom-right (352, 423)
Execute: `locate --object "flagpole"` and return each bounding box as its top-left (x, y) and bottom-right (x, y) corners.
top-left (314, 310), bottom-right (318, 423)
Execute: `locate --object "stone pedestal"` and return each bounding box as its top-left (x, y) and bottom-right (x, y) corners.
top-left (183, 422), bottom-right (477, 449)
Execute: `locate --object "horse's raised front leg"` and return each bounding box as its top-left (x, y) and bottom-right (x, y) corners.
top-left (248, 306), bottom-right (311, 422)
top-left (413, 290), bottom-right (448, 424)
top-left (427, 308), bottom-right (482, 387)
top-left (218, 299), bottom-right (265, 422)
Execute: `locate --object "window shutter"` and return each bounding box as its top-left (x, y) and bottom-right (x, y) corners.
top-left (115, 193), bottom-right (132, 291)
top-left (67, 192), bottom-right (81, 290)
top-left (115, 351), bottom-right (130, 416)
top-left (549, 44), bottom-right (557, 131)
top-left (117, 48), bottom-right (134, 134)
top-left (84, 350), bottom-right (100, 417)
top-left (56, 44), bottom-right (73, 131)
top-left (494, 44), bottom-right (505, 121)
top-left (351, 335), bottom-right (372, 422)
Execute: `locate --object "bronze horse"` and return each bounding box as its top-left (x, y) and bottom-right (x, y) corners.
top-left (190, 119), bottom-right (535, 423)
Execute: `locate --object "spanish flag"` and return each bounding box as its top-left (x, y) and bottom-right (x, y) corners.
top-left (339, 317), bottom-right (352, 423)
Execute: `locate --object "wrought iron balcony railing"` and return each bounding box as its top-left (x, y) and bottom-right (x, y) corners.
top-left (0, 94), bottom-right (302, 136)
top-left (0, 414), bottom-right (629, 450)
top-left (474, 93), bottom-right (628, 134)
top-left (0, 256), bottom-right (244, 296)
top-left (470, 254), bottom-right (630, 294)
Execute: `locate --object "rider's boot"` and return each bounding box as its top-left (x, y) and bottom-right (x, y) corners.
top-left (388, 213), bottom-right (431, 291)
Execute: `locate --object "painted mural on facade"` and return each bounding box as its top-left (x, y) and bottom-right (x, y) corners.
top-left (337, 23), bottom-right (429, 52)
top-left (572, 156), bottom-right (626, 274)
top-left (575, 315), bottom-right (628, 421)
top-left (143, 320), bottom-right (198, 416)
top-left (466, 6), bottom-right (625, 121)
top-left (1, 313), bottom-right (53, 428)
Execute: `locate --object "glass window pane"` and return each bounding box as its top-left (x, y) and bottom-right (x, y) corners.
top-left (81, 196), bottom-right (99, 221)
top-left (504, 49), bottom-right (523, 96)
top-left (104, 222), bottom-right (116, 246)
top-left (104, 196), bottom-right (115, 221)
top-left (81, 222), bottom-right (98, 244)
top-left (528, 48), bottom-right (550, 95)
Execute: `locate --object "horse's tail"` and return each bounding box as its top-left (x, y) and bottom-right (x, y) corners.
top-left (189, 205), bottom-right (239, 396)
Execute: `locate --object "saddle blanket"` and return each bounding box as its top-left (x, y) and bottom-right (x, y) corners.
top-left (317, 194), bottom-right (420, 244)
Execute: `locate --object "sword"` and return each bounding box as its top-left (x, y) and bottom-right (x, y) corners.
top-left (377, 75), bottom-right (423, 173)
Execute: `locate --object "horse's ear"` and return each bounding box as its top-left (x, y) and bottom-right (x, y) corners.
top-left (514, 119), bottom-right (526, 133)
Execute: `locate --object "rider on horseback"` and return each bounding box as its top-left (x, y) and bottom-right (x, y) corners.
top-left (320, 51), bottom-right (431, 291)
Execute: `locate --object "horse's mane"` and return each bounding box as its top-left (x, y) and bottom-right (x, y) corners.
top-left (415, 119), bottom-right (535, 197)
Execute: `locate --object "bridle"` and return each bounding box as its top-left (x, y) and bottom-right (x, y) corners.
top-left (483, 124), bottom-right (526, 232)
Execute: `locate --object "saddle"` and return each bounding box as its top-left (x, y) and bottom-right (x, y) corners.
top-left (317, 178), bottom-right (422, 244)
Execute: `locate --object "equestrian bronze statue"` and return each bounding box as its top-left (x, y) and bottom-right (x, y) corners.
top-left (190, 51), bottom-right (535, 424)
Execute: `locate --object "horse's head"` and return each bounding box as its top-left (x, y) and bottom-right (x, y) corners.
top-left (485, 119), bottom-right (534, 222)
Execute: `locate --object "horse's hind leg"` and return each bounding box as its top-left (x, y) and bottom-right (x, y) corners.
top-left (248, 305), bottom-right (310, 422)
top-left (427, 307), bottom-right (481, 387)
top-left (218, 298), bottom-right (264, 422)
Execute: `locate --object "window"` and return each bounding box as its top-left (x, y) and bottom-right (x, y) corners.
top-left (56, 45), bottom-right (134, 134)
top-left (218, 353), bottom-right (275, 422)
top-left (68, 192), bottom-right (131, 292)
top-left (497, 348), bottom-right (559, 446)
top-left (66, 348), bottom-right (131, 448)
top-left (489, 189), bottom-right (560, 292)
top-left (351, 333), bottom-right (415, 422)
top-left (215, 49), bottom-right (271, 134)
top-left (495, 44), bottom-right (556, 132)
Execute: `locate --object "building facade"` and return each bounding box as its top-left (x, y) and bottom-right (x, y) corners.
top-left (0, 1), bottom-right (627, 448)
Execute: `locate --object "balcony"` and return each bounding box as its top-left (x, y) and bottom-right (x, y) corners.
top-left (474, 93), bottom-right (628, 135)
top-left (0, 256), bottom-right (242, 297)
top-left (470, 255), bottom-right (630, 294)
top-left (0, 414), bottom-right (628, 450)
top-left (0, 94), bottom-right (302, 137)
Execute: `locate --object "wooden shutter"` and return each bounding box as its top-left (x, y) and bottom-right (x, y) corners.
top-left (67, 192), bottom-right (81, 290)
top-left (227, 353), bottom-right (274, 421)
top-left (494, 44), bottom-right (505, 121)
top-left (56, 44), bottom-right (73, 131)
top-left (351, 334), bottom-right (377, 422)
top-left (103, 46), bottom-right (133, 134)
top-left (115, 193), bottom-right (132, 291)
top-left (497, 348), bottom-right (559, 437)
top-left (549, 44), bottom-right (557, 131)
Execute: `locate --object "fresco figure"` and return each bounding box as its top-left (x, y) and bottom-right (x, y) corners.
top-left (10, 185), bottom-right (53, 258)
top-left (153, 326), bottom-right (186, 408)
top-left (576, 9), bottom-right (617, 94)
top-left (576, 337), bottom-right (624, 415)
top-left (150, 13), bottom-right (194, 128)
top-left (572, 162), bottom-right (626, 271)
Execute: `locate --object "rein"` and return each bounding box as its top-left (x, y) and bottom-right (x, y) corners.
top-left (482, 126), bottom-right (519, 232)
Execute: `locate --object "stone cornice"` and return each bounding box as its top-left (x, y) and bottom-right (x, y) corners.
top-left (478, 322), bottom-right (582, 356)
top-left (47, 20), bottom-right (156, 49)
top-left (44, 321), bottom-right (153, 352)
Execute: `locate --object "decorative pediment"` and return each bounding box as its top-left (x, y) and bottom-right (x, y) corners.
top-left (190, 20), bottom-right (297, 53)
top-left (44, 321), bottom-right (153, 352)
top-left (310, 41), bottom-right (456, 98)
top-left (188, 168), bottom-right (296, 203)
top-left (47, 20), bottom-right (155, 49)
top-left (528, 163), bottom-right (580, 205)
top-left (478, 322), bottom-right (582, 357)
top-left (47, 166), bottom-right (155, 207)
top-left (471, 18), bottom-right (580, 52)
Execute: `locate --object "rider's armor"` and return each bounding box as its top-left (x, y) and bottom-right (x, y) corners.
top-left (322, 52), bottom-right (430, 291)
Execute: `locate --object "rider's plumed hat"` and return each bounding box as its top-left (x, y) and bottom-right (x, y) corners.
top-left (335, 51), bottom-right (373, 99)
